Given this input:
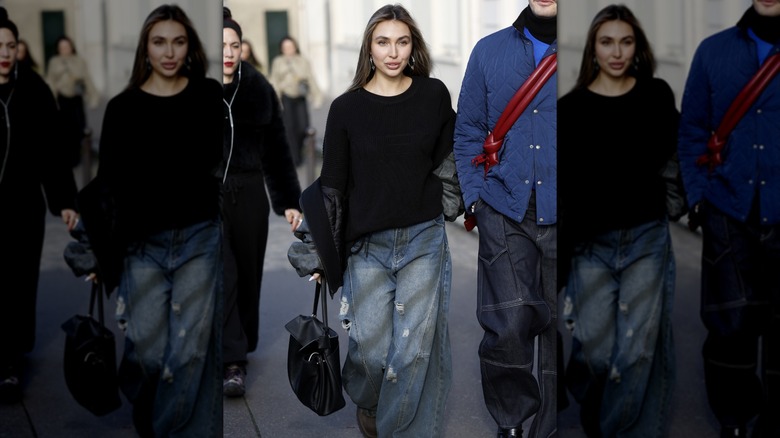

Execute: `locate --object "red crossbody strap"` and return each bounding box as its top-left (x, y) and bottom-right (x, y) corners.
top-left (494, 52), bottom-right (557, 141)
top-left (472, 53), bottom-right (557, 175)
top-left (696, 52), bottom-right (780, 171)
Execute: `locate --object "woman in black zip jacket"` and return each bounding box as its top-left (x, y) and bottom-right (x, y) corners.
top-left (221, 9), bottom-right (303, 397)
top-left (0, 7), bottom-right (78, 403)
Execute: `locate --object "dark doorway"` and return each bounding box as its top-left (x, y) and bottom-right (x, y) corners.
top-left (41, 11), bottom-right (66, 70)
top-left (265, 10), bottom-right (289, 72)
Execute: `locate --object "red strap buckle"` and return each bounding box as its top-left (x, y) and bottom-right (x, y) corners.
top-left (696, 134), bottom-right (725, 172)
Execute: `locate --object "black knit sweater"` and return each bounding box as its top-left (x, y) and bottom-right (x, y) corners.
top-left (0, 67), bottom-right (77, 214)
top-left (320, 76), bottom-right (455, 242)
top-left (96, 77), bottom-right (223, 241)
top-left (558, 77), bottom-right (679, 243)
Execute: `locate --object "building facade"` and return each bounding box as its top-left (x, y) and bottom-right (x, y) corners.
top-left (558, 0), bottom-right (752, 104)
top-left (2, 0), bottom-right (755, 114)
top-left (229, 0), bottom-right (753, 108)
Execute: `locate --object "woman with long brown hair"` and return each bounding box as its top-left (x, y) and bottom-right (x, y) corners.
top-left (559, 4), bottom-right (679, 437)
top-left (290, 4), bottom-right (454, 436)
top-left (86, 4), bottom-right (222, 435)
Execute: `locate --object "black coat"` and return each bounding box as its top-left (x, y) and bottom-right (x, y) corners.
top-left (222, 61), bottom-right (301, 214)
top-left (0, 66), bottom-right (77, 215)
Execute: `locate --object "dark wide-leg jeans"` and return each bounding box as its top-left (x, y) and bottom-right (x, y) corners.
top-left (699, 200), bottom-right (780, 435)
top-left (472, 196), bottom-right (556, 437)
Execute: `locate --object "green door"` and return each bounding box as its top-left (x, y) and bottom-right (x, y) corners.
top-left (41, 11), bottom-right (66, 72)
top-left (265, 10), bottom-right (288, 72)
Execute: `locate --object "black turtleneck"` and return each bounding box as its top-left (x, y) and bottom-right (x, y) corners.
top-left (514, 6), bottom-right (556, 45)
top-left (738, 6), bottom-right (780, 43)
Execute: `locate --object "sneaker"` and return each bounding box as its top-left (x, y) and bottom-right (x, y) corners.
top-left (0, 374), bottom-right (21, 404)
top-left (223, 363), bottom-right (246, 397)
top-left (356, 407), bottom-right (377, 438)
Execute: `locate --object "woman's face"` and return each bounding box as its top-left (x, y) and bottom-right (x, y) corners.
top-left (223, 28), bottom-right (241, 80)
top-left (57, 38), bottom-right (74, 56)
top-left (369, 19), bottom-right (412, 81)
top-left (593, 19), bottom-right (635, 80)
top-left (280, 39), bottom-right (296, 56)
top-left (146, 20), bottom-right (188, 80)
top-left (0, 29), bottom-right (18, 83)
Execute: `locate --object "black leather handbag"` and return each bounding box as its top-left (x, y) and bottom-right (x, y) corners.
top-left (284, 281), bottom-right (346, 416)
top-left (61, 282), bottom-right (122, 416)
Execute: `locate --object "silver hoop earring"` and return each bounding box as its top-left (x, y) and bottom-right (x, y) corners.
top-left (409, 55), bottom-right (415, 70)
top-left (369, 57), bottom-right (375, 71)
top-left (146, 57), bottom-right (151, 71)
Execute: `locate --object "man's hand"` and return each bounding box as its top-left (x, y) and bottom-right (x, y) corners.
top-left (687, 202), bottom-right (702, 232)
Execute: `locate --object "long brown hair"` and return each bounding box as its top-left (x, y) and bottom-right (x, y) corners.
top-left (127, 4), bottom-right (208, 90)
top-left (347, 4), bottom-right (432, 92)
top-left (573, 4), bottom-right (656, 91)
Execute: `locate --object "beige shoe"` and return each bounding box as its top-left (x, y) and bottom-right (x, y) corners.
top-left (356, 407), bottom-right (377, 438)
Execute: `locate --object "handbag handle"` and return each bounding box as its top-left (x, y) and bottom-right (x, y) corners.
top-left (88, 282), bottom-right (106, 327)
top-left (311, 281), bottom-right (331, 331)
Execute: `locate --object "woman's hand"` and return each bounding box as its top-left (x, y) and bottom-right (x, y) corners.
top-left (309, 272), bottom-right (321, 284)
top-left (61, 208), bottom-right (79, 231)
top-left (285, 208), bottom-right (304, 233)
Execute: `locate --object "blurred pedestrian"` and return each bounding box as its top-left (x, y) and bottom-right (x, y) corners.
top-left (16, 39), bottom-right (39, 73)
top-left (453, 1), bottom-right (557, 437)
top-left (678, 1), bottom-right (780, 437)
top-left (269, 35), bottom-right (322, 167)
top-left (288, 4), bottom-right (455, 436)
top-left (559, 5), bottom-right (678, 437)
top-left (84, 4), bottom-right (223, 436)
top-left (45, 35), bottom-right (99, 168)
top-left (240, 38), bottom-right (264, 75)
top-left (0, 6), bottom-right (78, 404)
top-left (221, 7), bottom-right (302, 398)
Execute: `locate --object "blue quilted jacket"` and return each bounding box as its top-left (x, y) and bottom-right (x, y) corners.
top-left (454, 25), bottom-right (557, 225)
top-left (678, 25), bottom-right (780, 225)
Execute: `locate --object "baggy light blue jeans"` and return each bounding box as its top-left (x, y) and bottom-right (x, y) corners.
top-left (339, 215), bottom-right (452, 438)
top-left (115, 219), bottom-right (223, 437)
top-left (564, 218), bottom-right (675, 438)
